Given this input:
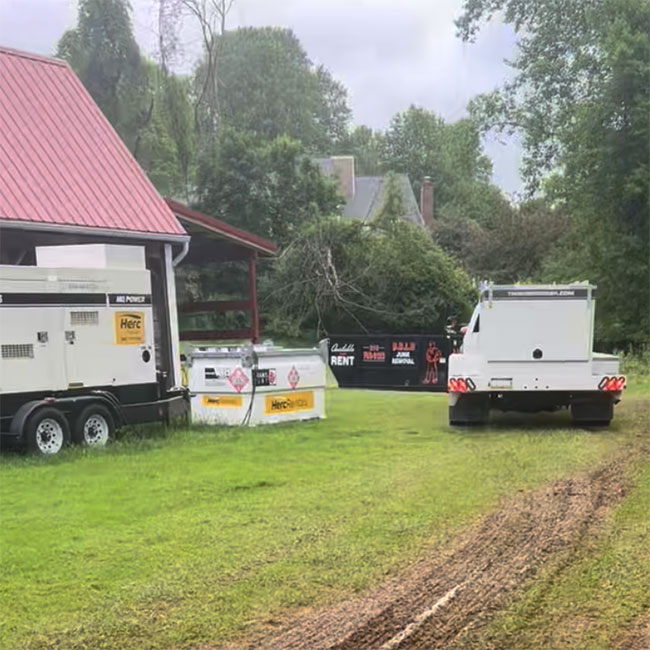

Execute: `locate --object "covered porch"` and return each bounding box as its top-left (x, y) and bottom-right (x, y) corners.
top-left (165, 199), bottom-right (277, 344)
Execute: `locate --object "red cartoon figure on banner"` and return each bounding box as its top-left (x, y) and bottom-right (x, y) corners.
top-left (423, 341), bottom-right (442, 384)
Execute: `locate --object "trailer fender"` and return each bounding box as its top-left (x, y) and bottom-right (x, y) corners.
top-left (10, 400), bottom-right (51, 438)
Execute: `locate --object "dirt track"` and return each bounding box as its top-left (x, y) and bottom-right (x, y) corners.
top-left (616, 612), bottom-right (650, 650)
top-left (222, 452), bottom-right (637, 650)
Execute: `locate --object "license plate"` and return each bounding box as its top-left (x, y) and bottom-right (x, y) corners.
top-left (490, 378), bottom-right (513, 389)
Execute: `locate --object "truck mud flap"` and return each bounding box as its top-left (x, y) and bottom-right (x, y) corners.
top-left (449, 394), bottom-right (490, 426)
top-left (570, 393), bottom-right (614, 426)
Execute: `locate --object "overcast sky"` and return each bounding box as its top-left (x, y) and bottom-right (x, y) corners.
top-left (0, 0), bottom-right (523, 194)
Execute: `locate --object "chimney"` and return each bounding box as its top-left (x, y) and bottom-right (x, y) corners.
top-left (420, 176), bottom-right (434, 230)
top-left (330, 156), bottom-right (355, 200)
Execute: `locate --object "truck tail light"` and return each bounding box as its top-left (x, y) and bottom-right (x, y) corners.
top-left (448, 377), bottom-right (476, 393)
top-left (598, 376), bottom-right (626, 391)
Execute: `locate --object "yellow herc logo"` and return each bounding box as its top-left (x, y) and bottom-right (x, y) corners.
top-left (114, 312), bottom-right (145, 345)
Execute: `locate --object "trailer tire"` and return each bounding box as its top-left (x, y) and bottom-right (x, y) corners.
top-left (73, 404), bottom-right (115, 447)
top-left (25, 407), bottom-right (70, 455)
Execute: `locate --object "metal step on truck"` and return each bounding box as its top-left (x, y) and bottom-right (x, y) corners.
top-left (0, 244), bottom-right (188, 455)
top-left (447, 283), bottom-right (625, 426)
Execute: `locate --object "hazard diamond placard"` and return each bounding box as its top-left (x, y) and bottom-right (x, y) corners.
top-left (287, 365), bottom-right (300, 389)
top-left (227, 366), bottom-right (249, 393)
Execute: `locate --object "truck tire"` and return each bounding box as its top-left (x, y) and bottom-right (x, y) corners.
top-left (449, 394), bottom-right (489, 426)
top-left (570, 395), bottom-right (613, 427)
top-left (25, 407), bottom-right (70, 455)
top-left (73, 404), bottom-right (115, 447)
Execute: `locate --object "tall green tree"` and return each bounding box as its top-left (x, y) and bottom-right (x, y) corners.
top-left (135, 65), bottom-right (196, 198)
top-left (335, 125), bottom-right (385, 175)
top-left (380, 106), bottom-right (507, 222)
top-left (435, 199), bottom-right (569, 283)
top-left (195, 27), bottom-right (351, 151)
top-left (458, 0), bottom-right (650, 346)
top-left (58, 1), bottom-right (196, 198)
top-left (195, 129), bottom-right (341, 246)
top-left (56, 0), bottom-right (151, 156)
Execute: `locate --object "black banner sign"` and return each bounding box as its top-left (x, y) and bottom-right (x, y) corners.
top-left (328, 334), bottom-right (452, 392)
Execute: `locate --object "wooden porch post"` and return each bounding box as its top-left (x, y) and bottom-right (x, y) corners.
top-left (248, 252), bottom-right (259, 343)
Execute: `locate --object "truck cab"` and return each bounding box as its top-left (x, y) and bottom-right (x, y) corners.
top-left (448, 284), bottom-right (624, 426)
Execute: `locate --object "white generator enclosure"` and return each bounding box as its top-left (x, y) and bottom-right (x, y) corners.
top-left (448, 284), bottom-right (625, 426)
top-left (0, 245), bottom-right (155, 393)
top-left (187, 347), bottom-right (326, 426)
top-left (0, 244), bottom-right (187, 455)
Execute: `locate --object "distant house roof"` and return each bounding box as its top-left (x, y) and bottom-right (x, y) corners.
top-left (315, 156), bottom-right (424, 226)
top-left (0, 46), bottom-right (186, 239)
top-left (343, 175), bottom-right (423, 225)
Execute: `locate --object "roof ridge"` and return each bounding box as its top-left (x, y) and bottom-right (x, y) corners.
top-left (0, 45), bottom-right (67, 67)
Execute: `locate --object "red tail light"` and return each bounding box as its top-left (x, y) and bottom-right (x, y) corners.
top-left (598, 376), bottom-right (626, 391)
top-left (448, 377), bottom-right (476, 393)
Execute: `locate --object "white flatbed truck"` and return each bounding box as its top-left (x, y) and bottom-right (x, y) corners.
top-left (0, 245), bottom-right (187, 454)
top-left (448, 284), bottom-right (625, 426)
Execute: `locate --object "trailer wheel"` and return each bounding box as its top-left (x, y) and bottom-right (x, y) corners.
top-left (74, 404), bottom-right (114, 447)
top-left (25, 408), bottom-right (70, 455)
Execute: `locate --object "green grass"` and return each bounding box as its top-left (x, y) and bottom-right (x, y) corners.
top-left (0, 390), bottom-right (644, 649)
top-left (457, 455), bottom-right (650, 649)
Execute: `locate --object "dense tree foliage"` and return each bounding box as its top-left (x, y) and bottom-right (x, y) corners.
top-left (196, 27), bottom-right (351, 151)
top-left (334, 125), bottom-right (385, 176)
top-left (435, 199), bottom-right (569, 283)
top-left (55, 0), bottom-right (647, 344)
top-left (195, 129), bottom-right (341, 246)
top-left (380, 107), bottom-right (509, 223)
top-left (261, 175), bottom-right (476, 337)
top-left (57, 0), bottom-right (195, 198)
top-left (458, 0), bottom-right (649, 346)
top-left (57, 0), bottom-right (149, 155)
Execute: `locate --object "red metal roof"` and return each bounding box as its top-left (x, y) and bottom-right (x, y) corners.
top-left (0, 46), bottom-right (186, 238)
top-left (165, 199), bottom-right (277, 256)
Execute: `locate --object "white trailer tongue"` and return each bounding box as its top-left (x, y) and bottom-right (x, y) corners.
top-left (447, 284), bottom-right (625, 426)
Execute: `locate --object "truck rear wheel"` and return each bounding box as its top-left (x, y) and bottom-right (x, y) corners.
top-left (25, 407), bottom-right (70, 455)
top-left (73, 404), bottom-right (114, 447)
top-left (449, 394), bottom-right (489, 426)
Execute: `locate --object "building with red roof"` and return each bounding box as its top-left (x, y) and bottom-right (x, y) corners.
top-left (0, 45), bottom-right (276, 386)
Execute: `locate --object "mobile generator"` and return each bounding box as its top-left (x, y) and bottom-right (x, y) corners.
top-left (448, 284), bottom-right (625, 426)
top-left (0, 244), bottom-right (187, 454)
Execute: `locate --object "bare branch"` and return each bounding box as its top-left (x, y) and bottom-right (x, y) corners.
top-left (156, 0), bottom-right (235, 135)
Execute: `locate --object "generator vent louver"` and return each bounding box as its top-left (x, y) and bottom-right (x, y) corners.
top-left (2, 344), bottom-right (34, 359)
top-left (70, 311), bottom-right (99, 326)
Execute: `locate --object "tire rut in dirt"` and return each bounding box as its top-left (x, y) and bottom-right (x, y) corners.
top-left (231, 453), bottom-right (634, 650)
top-left (615, 611), bottom-right (650, 650)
